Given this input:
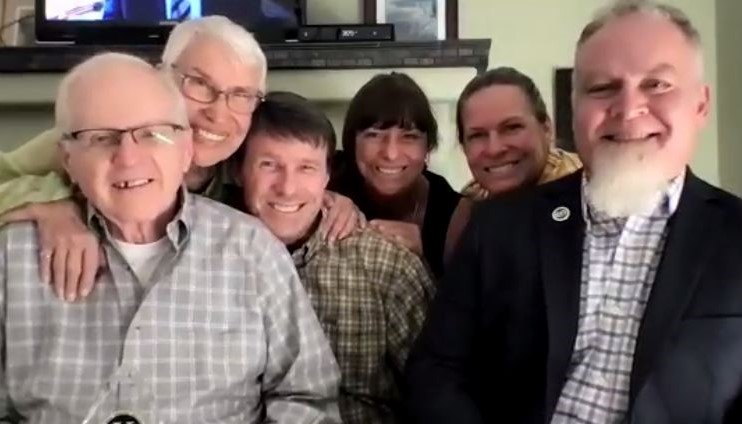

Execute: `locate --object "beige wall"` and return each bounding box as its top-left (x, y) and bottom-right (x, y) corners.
top-left (0, 105), bottom-right (54, 145)
top-left (716, 0), bottom-right (742, 195)
top-left (0, 0), bottom-right (724, 188)
top-left (307, 0), bottom-right (720, 186)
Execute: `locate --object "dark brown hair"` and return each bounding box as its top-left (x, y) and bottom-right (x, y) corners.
top-left (232, 91), bottom-right (336, 168)
top-left (341, 72), bottom-right (438, 162)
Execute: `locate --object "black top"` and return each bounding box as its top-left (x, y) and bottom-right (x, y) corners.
top-left (330, 153), bottom-right (460, 278)
top-left (418, 170), bottom-right (461, 278)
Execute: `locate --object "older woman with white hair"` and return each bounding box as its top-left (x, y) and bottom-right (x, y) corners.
top-left (0, 16), bottom-right (359, 299)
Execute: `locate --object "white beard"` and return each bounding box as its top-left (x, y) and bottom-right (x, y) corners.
top-left (585, 141), bottom-right (670, 218)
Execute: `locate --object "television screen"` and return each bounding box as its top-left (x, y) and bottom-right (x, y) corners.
top-left (37, 0), bottom-right (304, 43)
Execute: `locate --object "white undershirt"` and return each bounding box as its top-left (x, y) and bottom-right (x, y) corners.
top-left (113, 237), bottom-right (170, 286)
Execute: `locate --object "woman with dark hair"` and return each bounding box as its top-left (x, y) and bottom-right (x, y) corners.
top-left (457, 67), bottom-right (582, 200)
top-left (331, 72), bottom-right (470, 278)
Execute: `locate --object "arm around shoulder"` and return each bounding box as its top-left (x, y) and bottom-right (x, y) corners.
top-left (0, 129), bottom-right (64, 179)
top-left (0, 129), bottom-right (72, 216)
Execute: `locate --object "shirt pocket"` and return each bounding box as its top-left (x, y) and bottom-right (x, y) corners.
top-left (185, 304), bottom-right (266, 400)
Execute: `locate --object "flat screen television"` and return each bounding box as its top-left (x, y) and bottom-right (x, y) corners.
top-left (35, 0), bottom-right (306, 44)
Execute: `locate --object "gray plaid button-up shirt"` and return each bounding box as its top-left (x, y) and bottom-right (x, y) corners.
top-left (552, 175), bottom-right (684, 424)
top-left (0, 192), bottom-right (340, 423)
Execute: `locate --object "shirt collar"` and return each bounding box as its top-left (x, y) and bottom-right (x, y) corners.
top-left (201, 163), bottom-right (233, 202)
top-left (581, 170), bottom-right (685, 227)
top-left (85, 185), bottom-right (192, 250)
top-left (290, 215), bottom-right (326, 268)
top-left (538, 146), bottom-right (576, 184)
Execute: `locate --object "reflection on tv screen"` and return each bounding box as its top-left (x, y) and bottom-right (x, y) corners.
top-left (46, 0), bottom-right (299, 28)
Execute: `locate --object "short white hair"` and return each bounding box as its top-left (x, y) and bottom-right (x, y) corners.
top-left (578, 0), bottom-right (701, 48)
top-left (55, 52), bottom-right (188, 133)
top-left (576, 0), bottom-right (704, 77)
top-left (161, 16), bottom-right (267, 87)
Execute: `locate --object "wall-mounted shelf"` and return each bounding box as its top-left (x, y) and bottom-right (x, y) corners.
top-left (0, 39), bottom-right (490, 74)
top-left (0, 39), bottom-right (490, 106)
top-left (0, 67), bottom-right (480, 106)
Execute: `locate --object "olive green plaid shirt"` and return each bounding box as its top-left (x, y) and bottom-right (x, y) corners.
top-left (291, 226), bottom-right (436, 424)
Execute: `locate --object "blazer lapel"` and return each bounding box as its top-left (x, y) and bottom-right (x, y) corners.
top-left (538, 172), bottom-right (586, 419)
top-left (629, 172), bottom-right (723, 405)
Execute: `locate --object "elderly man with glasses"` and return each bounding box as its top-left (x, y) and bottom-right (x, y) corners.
top-left (0, 52), bottom-right (340, 424)
top-left (0, 16), bottom-right (360, 302)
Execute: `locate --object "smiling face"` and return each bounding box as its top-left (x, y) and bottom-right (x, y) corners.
top-left (61, 62), bottom-right (192, 226)
top-left (354, 125), bottom-right (428, 196)
top-left (174, 35), bottom-right (264, 168)
top-left (572, 12), bottom-right (709, 182)
top-left (240, 133), bottom-right (330, 245)
top-left (461, 84), bottom-right (551, 194)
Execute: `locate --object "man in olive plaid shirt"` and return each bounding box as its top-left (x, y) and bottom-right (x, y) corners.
top-left (230, 91), bottom-right (436, 423)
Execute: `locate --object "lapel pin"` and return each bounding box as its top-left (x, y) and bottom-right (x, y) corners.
top-left (552, 206), bottom-right (571, 222)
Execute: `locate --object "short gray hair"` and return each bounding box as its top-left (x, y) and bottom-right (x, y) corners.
top-left (578, 0), bottom-right (701, 48)
top-left (576, 0), bottom-right (704, 78)
top-left (55, 52), bottom-right (188, 133)
top-left (161, 16), bottom-right (267, 89)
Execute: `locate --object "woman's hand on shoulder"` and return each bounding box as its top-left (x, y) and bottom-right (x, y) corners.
top-left (368, 219), bottom-right (423, 256)
top-left (321, 191), bottom-right (365, 243)
top-left (1, 200), bottom-right (104, 301)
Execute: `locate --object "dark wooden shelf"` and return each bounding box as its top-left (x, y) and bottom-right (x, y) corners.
top-left (0, 39), bottom-right (490, 74)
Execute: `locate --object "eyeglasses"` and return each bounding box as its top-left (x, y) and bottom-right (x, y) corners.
top-left (63, 123), bottom-right (187, 151)
top-left (171, 67), bottom-right (264, 114)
